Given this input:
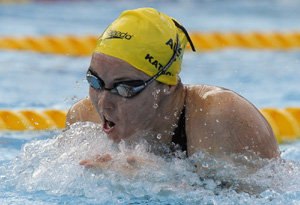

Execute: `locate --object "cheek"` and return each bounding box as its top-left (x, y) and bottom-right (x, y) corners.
top-left (121, 96), bottom-right (157, 124)
top-left (89, 87), bottom-right (98, 105)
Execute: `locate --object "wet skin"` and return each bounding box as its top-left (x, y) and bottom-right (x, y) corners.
top-left (66, 52), bottom-right (280, 168)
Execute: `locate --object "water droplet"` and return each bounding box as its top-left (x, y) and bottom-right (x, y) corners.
top-left (164, 116), bottom-right (169, 120)
top-left (35, 122), bottom-right (39, 125)
top-left (153, 103), bottom-right (158, 109)
top-left (172, 123), bottom-right (178, 128)
top-left (72, 95), bottom-right (78, 101)
top-left (216, 119), bottom-right (219, 123)
top-left (156, 133), bottom-right (162, 140)
top-left (169, 131), bottom-right (175, 135)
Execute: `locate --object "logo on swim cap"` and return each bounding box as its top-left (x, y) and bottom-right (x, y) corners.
top-left (104, 30), bottom-right (133, 40)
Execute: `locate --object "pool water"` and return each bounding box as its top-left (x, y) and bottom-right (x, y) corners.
top-left (1, 123), bottom-right (300, 204)
top-left (1, 0), bottom-right (300, 204)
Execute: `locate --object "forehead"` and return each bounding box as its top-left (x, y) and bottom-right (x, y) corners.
top-left (91, 52), bottom-right (149, 80)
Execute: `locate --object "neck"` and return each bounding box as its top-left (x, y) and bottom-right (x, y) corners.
top-left (150, 82), bottom-right (186, 144)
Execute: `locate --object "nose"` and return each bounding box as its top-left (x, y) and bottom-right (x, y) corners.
top-left (96, 89), bottom-right (115, 111)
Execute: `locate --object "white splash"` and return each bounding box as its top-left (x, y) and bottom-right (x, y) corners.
top-left (2, 122), bottom-right (300, 204)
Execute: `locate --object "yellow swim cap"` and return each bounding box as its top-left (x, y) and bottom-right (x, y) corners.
top-left (94, 8), bottom-right (193, 85)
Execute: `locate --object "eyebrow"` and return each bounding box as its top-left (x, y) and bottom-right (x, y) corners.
top-left (87, 66), bottom-right (98, 77)
top-left (87, 66), bottom-right (143, 83)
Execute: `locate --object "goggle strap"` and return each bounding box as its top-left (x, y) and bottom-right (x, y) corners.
top-left (172, 19), bottom-right (196, 52)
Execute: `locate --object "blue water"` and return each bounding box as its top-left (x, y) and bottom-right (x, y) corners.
top-left (1, 0), bottom-right (300, 204)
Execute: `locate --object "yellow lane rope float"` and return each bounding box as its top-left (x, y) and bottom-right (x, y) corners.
top-left (0, 110), bottom-right (67, 131)
top-left (0, 32), bottom-right (300, 56)
top-left (0, 108), bottom-right (299, 144)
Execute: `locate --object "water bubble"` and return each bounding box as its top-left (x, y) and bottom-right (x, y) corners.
top-left (216, 119), bottom-right (219, 123)
top-left (153, 103), bottom-right (158, 109)
top-left (164, 116), bottom-right (169, 120)
top-left (156, 133), bottom-right (162, 140)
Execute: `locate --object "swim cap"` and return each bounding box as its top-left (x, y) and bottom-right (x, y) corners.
top-left (94, 8), bottom-right (189, 85)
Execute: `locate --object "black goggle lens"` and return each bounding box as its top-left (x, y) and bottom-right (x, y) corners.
top-left (86, 70), bottom-right (146, 98)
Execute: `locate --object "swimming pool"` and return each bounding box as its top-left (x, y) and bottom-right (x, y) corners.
top-left (1, 0), bottom-right (300, 204)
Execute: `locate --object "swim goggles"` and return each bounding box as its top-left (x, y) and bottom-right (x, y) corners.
top-left (86, 34), bottom-right (181, 98)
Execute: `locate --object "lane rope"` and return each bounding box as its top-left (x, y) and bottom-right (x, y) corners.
top-left (0, 110), bottom-right (67, 131)
top-left (0, 108), bottom-right (299, 144)
top-left (1, 32), bottom-right (300, 56)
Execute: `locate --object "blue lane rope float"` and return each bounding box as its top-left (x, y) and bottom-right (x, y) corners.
top-left (1, 32), bottom-right (300, 56)
top-left (0, 108), bottom-right (299, 144)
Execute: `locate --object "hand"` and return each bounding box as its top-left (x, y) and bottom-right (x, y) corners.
top-left (79, 154), bottom-right (155, 173)
top-left (79, 154), bottom-right (113, 171)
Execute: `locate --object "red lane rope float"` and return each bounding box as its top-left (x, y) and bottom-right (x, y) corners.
top-left (0, 108), bottom-right (300, 144)
top-left (1, 32), bottom-right (300, 56)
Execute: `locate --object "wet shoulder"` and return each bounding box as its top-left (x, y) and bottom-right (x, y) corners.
top-left (184, 84), bottom-right (257, 120)
top-left (185, 85), bottom-right (237, 107)
top-left (65, 97), bottom-right (101, 128)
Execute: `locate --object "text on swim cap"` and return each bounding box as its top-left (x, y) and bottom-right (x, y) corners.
top-left (144, 37), bottom-right (182, 76)
top-left (145, 53), bottom-right (174, 76)
top-left (104, 30), bottom-right (133, 40)
top-left (166, 38), bottom-right (182, 59)
top-left (144, 54), bottom-right (174, 76)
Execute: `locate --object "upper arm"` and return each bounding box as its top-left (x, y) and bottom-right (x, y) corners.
top-left (65, 97), bottom-right (101, 129)
top-left (186, 87), bottom-right (279, 159)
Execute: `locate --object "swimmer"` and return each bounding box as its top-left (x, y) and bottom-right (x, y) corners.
top-left (66, 8), bottom-right (280, 169)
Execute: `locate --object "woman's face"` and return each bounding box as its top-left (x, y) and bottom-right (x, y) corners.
top-left (89, 52), bottom-right (165, 143)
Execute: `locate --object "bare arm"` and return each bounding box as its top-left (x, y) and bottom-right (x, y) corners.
top-left (65, 96), bottom-right (101, 129)
top-left (185, 85), bottom-right (280, 159)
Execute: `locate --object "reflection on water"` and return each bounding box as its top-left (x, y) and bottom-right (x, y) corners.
top-left (1, 122), bottom-right (300, 204)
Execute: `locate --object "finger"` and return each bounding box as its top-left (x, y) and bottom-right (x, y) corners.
top-left (83, 161), bottom-right (98, 168)
top-left (79, 160), bottom-right (89, 165)
top-left (126, 155), bottom-right (137, 166)
top-left (95, 154), bottom-right (112, 162)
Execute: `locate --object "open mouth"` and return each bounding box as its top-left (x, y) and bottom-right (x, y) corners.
top-left (103, 116), bottom-right (116, 132)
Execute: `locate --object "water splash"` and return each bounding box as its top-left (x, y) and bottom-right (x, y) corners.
top-left (1, 122), bottom-right (300, 204)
